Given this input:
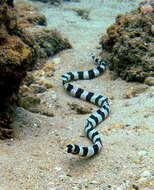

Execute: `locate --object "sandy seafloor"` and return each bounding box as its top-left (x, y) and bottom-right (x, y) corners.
top-left (0, 0), bottom-right (154, 189)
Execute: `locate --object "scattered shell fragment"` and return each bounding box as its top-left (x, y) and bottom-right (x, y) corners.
top-left (59, 174), bottom-right (66, 180)
top-left (54, 167), bottom-right (62, 171)
top-left (52, 57), bottom-right (61, 64)
top-left (117, 187), bottom-right (123, 190)
top-left (141, 171), bottom-right (151, 178)
top-left (72, 187), bottom-right (79, 190)
top-left (33, 123), bottom-right (39, 128)
top-left (138, 150), bottom-right (147, 157)
top-left (91, 180), bottom-right (97, 184)
top-left (52, 94), bottom-right (57, 99)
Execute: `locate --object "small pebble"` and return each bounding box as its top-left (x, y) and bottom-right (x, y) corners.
top-left (53, 57), bottom-right (61, 64)
top-left (49, 104), bottom-right (52, 108)
top-left (39, 172), bottom-right (44, 177)
top-left (117, 187), bottom-right (123, 190)
top-left (33, 123), bottom-right (38, 127)
top-left (52, 94), bottom-right (57, 99)
top-left (54, 167), bottom-right (62, 171)
top-left (138, 150), bottom-right (147, 157)
top-left (72, 187), bottom-right (79, 190)
top-left (141, 170), bottom-right (150, 177)
top-left (59, 174), bottom-right (66, 180)
top-left (91, 180), bottom-right (97, 184)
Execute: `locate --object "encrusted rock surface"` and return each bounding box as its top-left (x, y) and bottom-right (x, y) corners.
top-left (16, 1), bottom-right (72, 59)
top-left (16, 1), bottom-right (47, 27)
top-left (0, 0), bottom-right (38, 137)
top-left (22, 27), bottom-right (72, 58)
top-left (100, 2), bottom-right (154, 83)
top-left (0, 0), bottom-right (71, 138)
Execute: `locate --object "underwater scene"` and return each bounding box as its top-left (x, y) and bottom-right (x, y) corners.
top-left (0, 0), bottom-right (154, 189)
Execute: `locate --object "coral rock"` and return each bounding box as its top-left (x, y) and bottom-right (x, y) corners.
top-left (23, 27), bottom-right (72, 58)
top-left (0, 0), bottom-right (38, 138)
top-left (100, 3), bottom-right (154, 83)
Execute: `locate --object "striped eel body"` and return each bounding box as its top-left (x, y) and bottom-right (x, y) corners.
top-left (61, 55), bottom-right (109, 157)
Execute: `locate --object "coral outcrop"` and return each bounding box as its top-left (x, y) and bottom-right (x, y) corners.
top-left (16, 1), bottom-right (72, 58)
top-left (0, 0), bottom-right (72, 138)
top-left (0, 0), bottom-right (38, 138)
top-left (16, 1), bottom-right (47, 27)
top-left (22, 27), bottom-right (72, 58)
top-left (100, 1), bottom-right (154, 84)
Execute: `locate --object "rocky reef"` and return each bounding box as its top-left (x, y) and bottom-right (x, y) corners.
top-left (22, 27), bottom-right (71, 59)
top-left (16, 1), bottom-right (71, 59)
top-left (0, 0), bottom-right (39, 137)
top-left (16, 1), bottom-right (47, 27)
top-left (100, 1), bottom-right (154, 85)
top-left (0, 0), bottom-right (71, 138)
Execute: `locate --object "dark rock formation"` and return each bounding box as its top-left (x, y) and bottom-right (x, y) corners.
top-left (100, 2), bottom-right (154, 83)
top-left (0, 0), bottom-right (72, 138)
top-left (22, 27), bottom-right (72, 58)
top-left (0, 0), bottom-right (39, 138)
top-left (16, 1), bottom-right (72, 58)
